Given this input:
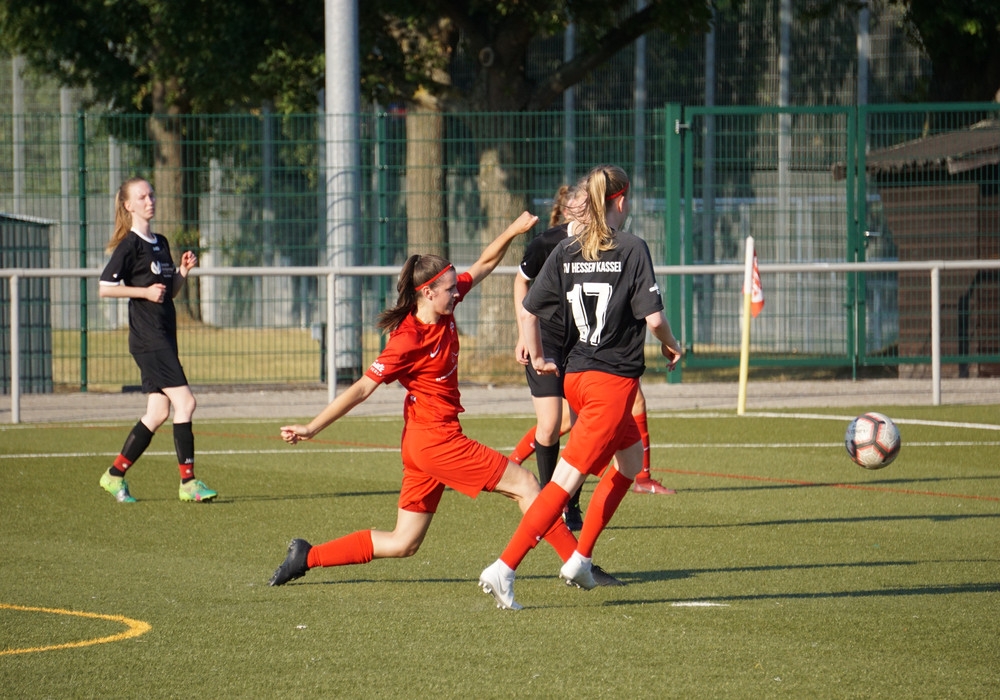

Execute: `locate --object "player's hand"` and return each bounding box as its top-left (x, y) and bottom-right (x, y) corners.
top-left (146, 283), bottom-right (168, 303)
top-left (662, 339), bottom-right (682, 371)
top-left (179, 250), bottom-right (198, 275)
top-left (531, 357), bottom-right (559, 376)
top-left (514, 338), bottom-right (530, 366)
top-left (280, 425), bottom-right (314, 445)
top-left (509, 211), bottom-right (539, 236)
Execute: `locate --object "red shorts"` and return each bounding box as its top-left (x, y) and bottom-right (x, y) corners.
top-left (398, 421), bottom-right (509, 513)
top-left (561, 372), bottom-right (641, 475)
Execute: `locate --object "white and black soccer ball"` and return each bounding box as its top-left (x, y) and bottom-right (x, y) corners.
top-left (845, 412), bottom-right (901, 469)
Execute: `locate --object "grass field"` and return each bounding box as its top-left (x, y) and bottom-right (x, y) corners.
top-left (2, 405), bottom-right (998, 698)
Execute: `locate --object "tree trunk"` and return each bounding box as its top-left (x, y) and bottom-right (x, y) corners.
top-left (475, 147), bottom-right (527, 372)
top-left (148, 77), bottom-right (197, 318)
top-left (405, 104), bottom-right (446, 258)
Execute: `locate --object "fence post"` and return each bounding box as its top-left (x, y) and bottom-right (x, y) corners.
top-left (9, 275), bottom-right (20, 424)
top-left (78, 111), bottom-right (89, 392)
top-left (664, 103), bottom-right (684, 383)
top-left (326, 271), bottom-right (337, 404)
top-left (931, 265), bottom-right (941, 406)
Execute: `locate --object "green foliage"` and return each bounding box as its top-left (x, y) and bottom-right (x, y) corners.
top-left (893, 0), bottom-right (1000, 101)
top-left (0, 0), bottom-right (324, 113)
top-left (2, 408), bottom-right (999, 697)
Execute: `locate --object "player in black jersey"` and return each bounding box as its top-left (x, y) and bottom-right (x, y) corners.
top-left (510, 185), bottom-right (584, 527)
top-left (509, 186), bottom-right (675, 504)
top-left (97, 177), bottom-right (217, 503)
top-left (480, 165), bottom-right (680, 609)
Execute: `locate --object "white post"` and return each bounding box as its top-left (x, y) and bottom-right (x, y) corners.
top-left (324, 0), bottom-right (363, 384)
top-left (737, 237), bottom-right (755, 415)
top-left (12, 56), bottom-right (26, 203)
top-left (10, 276), bottom-right (21, 424)
top-left (59, 88), bottom-right (76, 330)
top-left (633, 1), bottom-right (647, 216)
top-left (931, 265), bottom-right (941, 406)
top-left (326, 271), bottom-right (337, 404)
top-left (563, 23), bottom-right (576, 184)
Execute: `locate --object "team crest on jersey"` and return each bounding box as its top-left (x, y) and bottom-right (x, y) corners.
top-left (150, 261), bottom-right (162, 275)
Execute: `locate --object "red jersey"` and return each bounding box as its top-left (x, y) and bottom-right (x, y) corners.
top-left (364, 272), bottom-right (473, 425)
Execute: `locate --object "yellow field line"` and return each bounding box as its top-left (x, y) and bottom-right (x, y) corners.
top-left (0, 603), bottom-right (151, 656)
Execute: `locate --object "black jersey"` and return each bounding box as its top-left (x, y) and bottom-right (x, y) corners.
top-left (518, 222), bottom-right (573, 357)
top-left (99, 231), bottom-right (178, 355)
top-left (523, 230), bottom-right (664, 378)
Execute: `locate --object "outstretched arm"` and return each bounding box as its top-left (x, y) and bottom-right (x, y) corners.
top-left (280, 375), bottom-right (380, 444)
top-left (465, 211), bottom-right (538, 288)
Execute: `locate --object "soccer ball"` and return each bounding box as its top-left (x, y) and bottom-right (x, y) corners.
top-left (845, 412), bottom-right (901, 469)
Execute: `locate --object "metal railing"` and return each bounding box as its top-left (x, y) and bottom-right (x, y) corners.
top-left (5, 259), bottom-right (1000, 423)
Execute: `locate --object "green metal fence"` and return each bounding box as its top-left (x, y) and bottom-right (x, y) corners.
top-left (1, 105), bottom-right (998, 391)
top-left (678, 102), bottom-right (1000, 380)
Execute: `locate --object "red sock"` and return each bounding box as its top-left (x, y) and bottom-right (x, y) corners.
top-left (541, 513), bottom-right (578, 562)
top-left (112, 455), bottom-right (133, 474)
top-left (577, 469), bottom-right (632, 557)
top-left (634, 410), bottom-right (651, 477)
top-left (509, 427), bottom-right (537, 465)
top-left (306, 530), bottom-right (374, 568)
top-left (499, 482), bottom-right (569, 570)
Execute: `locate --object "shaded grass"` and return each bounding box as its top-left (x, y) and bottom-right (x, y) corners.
top-left (1, 408), bottom-right (998, 698)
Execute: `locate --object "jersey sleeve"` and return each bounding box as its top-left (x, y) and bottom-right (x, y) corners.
top-left (99, 239), bottom-right (134, 286)
top-left (456, 271), bottom-right (473, 302)
top-left (628, 238), bottom-right (665, 320)
top-left (522, 242), bottom-right (565, 322)
top-left (365, 327), bottom-right (419, 385)
top-left (518, 235), bottom-right (550, 281)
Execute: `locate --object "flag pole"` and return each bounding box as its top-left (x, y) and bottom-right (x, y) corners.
top-left (737, 236), bottom-right (755, 415)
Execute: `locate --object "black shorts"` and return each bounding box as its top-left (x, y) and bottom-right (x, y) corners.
top-left (524, 364), bottom-right (564, 398)
top-left (132, 349), bottom-right (188, 394)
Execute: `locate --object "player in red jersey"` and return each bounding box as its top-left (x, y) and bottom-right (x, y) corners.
top-left (268, 211), bottom-right (583, 594)
top-left (479, 165), bottom-right (682, 609)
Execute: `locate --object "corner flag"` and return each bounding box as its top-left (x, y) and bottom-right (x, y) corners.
top-left (749, 251), bottom-right (764, 318)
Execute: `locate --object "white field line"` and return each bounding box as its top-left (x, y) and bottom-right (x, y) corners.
top-left (665, 410), bottom-right (1000, 432)
top-left (4, 440), bottom-right (1000, 460)
top-left (3, 412), bottom-right (998, 460)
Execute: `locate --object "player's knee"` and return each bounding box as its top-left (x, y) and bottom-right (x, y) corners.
top-left (388, 540), bottom-right (422, 558)
top-left (145, 406), bottom-right (170, 427)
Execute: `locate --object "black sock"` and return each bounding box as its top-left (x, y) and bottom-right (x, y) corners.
top-left (568, 485), bottom-right (582, 511)
top-left (174, 422), bottom-right (195, 482)
top-left (535, 441), bottom-right (560, 487)
top-left (121, 420), bottom-right (155, 464)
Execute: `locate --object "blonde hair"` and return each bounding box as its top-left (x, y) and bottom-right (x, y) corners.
top-left (574, 165), bottom-right (629, 261)
top-left (548, 185), bottom-right (572, 227)
top-left (106, 177), bottom-right (149, 253)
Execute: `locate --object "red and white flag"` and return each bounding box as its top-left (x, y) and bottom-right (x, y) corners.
top-left (750, 251), bottom-right (764, 318)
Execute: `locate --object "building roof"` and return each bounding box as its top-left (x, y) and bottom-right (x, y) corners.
top-left (832, 119), bottom-right (1000, 180)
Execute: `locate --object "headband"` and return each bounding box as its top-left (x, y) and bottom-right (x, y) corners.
top-left (415, 264), bottom-right (454, 291)
top-left (606, 183), bottom-right (629, 201)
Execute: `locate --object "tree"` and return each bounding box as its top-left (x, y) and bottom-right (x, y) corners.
top-left (0, 0), bottom-right (324, 301)
top-left (358, 1), bottom-right (713, 347)
top-left (889, 0), bottom-right (1000, 102)
top-left (806, 0), bottom-right (1000, 102)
